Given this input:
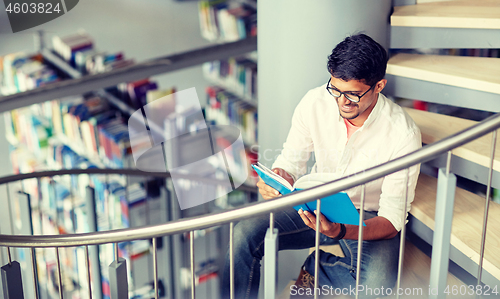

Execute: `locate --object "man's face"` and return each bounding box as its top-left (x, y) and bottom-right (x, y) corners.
top-left (329, 75), bottom-right (386, 126)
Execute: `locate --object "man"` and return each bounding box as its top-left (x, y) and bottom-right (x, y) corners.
top-left (222, 34), bottom-right (421, 299)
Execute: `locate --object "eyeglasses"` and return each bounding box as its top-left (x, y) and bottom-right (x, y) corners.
top-left (326, 78), bottom-right (375, 103)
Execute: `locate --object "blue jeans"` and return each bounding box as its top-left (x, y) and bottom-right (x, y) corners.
top-left (221, 208), bottom-right (400, 299)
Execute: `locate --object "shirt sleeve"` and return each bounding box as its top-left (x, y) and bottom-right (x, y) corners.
top-left (271, 93), bottom-right (315, 182)
top-left (377, 130), bottom-right (422, 232)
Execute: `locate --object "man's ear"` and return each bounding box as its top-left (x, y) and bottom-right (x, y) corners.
top-left (375, 79), bottom-right (387, 93)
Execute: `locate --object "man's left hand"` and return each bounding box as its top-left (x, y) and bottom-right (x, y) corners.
top-left (298, 209), bottom-right (341, 239)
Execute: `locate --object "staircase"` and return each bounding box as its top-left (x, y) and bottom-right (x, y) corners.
top-left (388, 0), bottom-right (500, 292)
top-left (279, 1), bottom-right (500, 296)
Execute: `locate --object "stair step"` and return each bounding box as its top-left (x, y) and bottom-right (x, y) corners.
top-left (403, 108), bottom-right (500, 172)
top-left (385, 242), bottom-right (470, 299)
top-left (391, 0), bottom-right (500, 29)
top-left (278, 242), bottom-right (469, 299)
top-left (387, 54), bottom-right (500, 96)
top-left (412, 173), bottom-right (500, 281)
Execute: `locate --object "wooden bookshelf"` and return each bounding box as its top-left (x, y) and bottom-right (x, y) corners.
top-left (412, 173), bottom-right (500, 281)
top-left (404, 108), bottom-right (500, 173)
top-left (387, 54), bottom-right (500, 96)
top-left (391, 0), bottom-right (500, 29)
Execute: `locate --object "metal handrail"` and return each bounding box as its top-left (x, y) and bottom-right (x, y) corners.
top-left (0, 168), bottom-right (256, 193)
top-left (1, 112), bottom-right (500, 247)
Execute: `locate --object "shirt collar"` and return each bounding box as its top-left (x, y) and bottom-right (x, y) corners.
top-left (337, 93), bottom-right (385, 128)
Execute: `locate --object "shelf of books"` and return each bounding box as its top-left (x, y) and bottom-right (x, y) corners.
top-left (1, 32), bottom-right (180, 299)
top-left (1, 29), bottom-right (259, 299)
top-left (198, 0), bottom-right (257, 42)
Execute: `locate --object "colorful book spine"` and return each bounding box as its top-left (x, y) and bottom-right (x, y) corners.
top-left (198, 0), bottom-right (256, 42)
top-left (205, 86), bottom-right (257, 145)
top-left (203, 56), bottom-right (257, 101)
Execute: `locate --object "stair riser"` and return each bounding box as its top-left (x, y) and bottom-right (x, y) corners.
top-left (407, 214), bottom-right (500, 288)
top-left (385, 75), bottom-right (500, 113)
top-left (390, 27), bottom-right (500, 49)
top-left (425, 154), bottom-right (500, 191)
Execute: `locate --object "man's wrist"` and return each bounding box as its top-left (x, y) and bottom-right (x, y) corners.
top-left (333, 223), bottom-right (346, 240)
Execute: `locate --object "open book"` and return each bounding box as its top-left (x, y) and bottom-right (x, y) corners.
top-left (252, 162), bottom-right (365, 226)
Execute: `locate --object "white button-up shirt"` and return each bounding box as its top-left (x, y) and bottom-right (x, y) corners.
top-left (272, 84), bottom-right (421, 231)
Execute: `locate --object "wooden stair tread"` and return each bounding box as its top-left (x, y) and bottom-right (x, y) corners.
top-left (391, 0), bottom-right (500, 29)
top-left (386, 242), bottom-right (470, 299)
top-left (278, 242), bottom-right (469, 299)
top-left (404, 107), bottom-right (500, 172)
top-left (387, 53), bottom-right (500, 95)
top-left (412, 173), bottom-right (500, 280)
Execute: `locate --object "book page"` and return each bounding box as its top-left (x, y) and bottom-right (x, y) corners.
top-left (293, 173), bottom-right (339, 190)
top-left (256, 162), bottom-right (294, 190)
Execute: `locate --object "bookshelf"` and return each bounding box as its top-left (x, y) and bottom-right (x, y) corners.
top-left (1, 33), bottom-right (179, 299)
top-left (0, 36), bottom-right (257, 113)
top-left (1, 26), bottom-right (259, 299)
top-left (198, 0), bottom-right (257, 42)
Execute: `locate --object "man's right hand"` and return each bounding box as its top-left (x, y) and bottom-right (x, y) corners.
top-left (256, 168), bottom-right (294, 200)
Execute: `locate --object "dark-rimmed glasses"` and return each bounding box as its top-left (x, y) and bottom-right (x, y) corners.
top-left (326, 78), bottom-right (375, 103)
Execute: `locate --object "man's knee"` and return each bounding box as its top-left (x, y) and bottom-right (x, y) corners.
top-left (361, 260), bottom-right (397, 291)
top-left (233, 217), bottom-right (268, 257)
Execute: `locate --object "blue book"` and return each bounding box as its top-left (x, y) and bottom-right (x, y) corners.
top-left (252, 162), bottom-right (365, 226)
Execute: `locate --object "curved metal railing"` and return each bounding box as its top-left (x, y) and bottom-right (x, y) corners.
top-left (1, 113), bottom-right (500, 247)
top-left (1, 112), bottom-right (500, 299)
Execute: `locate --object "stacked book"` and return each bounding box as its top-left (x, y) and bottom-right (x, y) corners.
top-left (52, 31), bottom-right (93, 66)
top-left (205, 86), bottom-right (257, 146)
top-left (1, 52), bottom-right (60, 95)
top-left (203, 56), bottom-right (257, 102)
top-left (52, 31), bottom-right (134, 74)
top-left (198, 0), bottom-right (257, 42)
top-left (115, 79), bottom-right (172, 110)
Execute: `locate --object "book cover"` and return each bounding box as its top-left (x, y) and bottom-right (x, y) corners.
top-left (252, 163), bottom-right (366, 226)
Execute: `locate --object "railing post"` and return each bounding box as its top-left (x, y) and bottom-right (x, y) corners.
top-left (85, 186), bottom-right (102, 299)
top-left (396, 169), bottom-right (409, 299)
top-left (109, 242), bottom-right (128, 299)
top-left (30, 248), bottom-right (39, 299)
top-left (264, 212), bottom-right (278, 299)
top-left (477, 130), bottom-right (497, 285)
top-left (12, 191), bottom-right (35, 299)
top-left (1, 260), bottom-right (25, 299)
top-left (85, 246), bottom-right (92, 299)
top-left (355, 185), bottom-right (366, 299)
top-left (229, 222), bottom-right (235, 299)
top-left (429, 166), bottom-right (457, 299)
top-left (55, 247), bottom-right (64, 299)
top-left (314, 200), bottom-right (321, 299)
top-left (189, 232), bottom-right (195, 299)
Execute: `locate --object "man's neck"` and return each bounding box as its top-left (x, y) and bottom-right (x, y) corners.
top-left (349, 96), bottom-right (378, 127)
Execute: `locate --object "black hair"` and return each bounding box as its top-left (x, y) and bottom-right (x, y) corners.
top-left (327, 34), bottom-right (388, 86)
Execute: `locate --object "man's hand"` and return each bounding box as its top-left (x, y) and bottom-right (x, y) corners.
top-left (298, 209), bottom-right (341, 239)
top-left (256, 168), bottom-right (294, 200)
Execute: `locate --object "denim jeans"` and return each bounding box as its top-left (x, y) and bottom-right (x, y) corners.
top-left (221, 208), bottom-right (400, 299)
